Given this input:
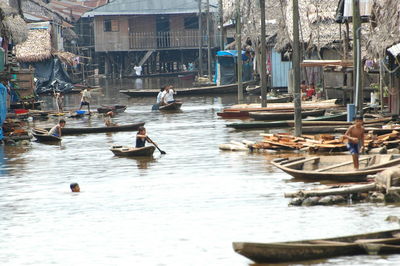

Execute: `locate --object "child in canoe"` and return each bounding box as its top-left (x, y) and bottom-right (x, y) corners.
top-left (48, 119), bottom-right (66, 137)
top-left (136, 126), bottom-right (149, 148)
top-left (342, 115), bottom-right (365, 169)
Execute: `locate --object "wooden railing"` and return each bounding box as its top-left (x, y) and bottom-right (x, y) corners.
top-left (129, 30), bottom-right (213, 49)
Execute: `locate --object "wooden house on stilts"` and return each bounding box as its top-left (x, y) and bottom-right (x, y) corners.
top-left (83, 0), bottom-right (218, 77)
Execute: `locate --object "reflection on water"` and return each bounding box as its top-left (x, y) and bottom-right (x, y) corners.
top-left (1, 78), bottom-right (400, 265)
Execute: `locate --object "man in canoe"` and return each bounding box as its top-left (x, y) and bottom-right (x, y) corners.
top-left (162, 85), bottom-right (176, 105)
top-left (48, 119), bottom-right (66, 137)
top-left (152, 86), bottom-right (166, 110)
top-left (342, 115), bottom-right (365, 169)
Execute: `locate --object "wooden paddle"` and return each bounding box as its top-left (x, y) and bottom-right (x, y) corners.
top-left (146, 137), bottom-right (166, 154)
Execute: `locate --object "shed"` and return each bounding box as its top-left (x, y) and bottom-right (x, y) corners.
top-left (215, 50), bottom-right (253, 85)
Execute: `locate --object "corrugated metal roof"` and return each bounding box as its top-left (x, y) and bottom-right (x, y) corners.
top-left (84, 0), bottom-right (218, 17)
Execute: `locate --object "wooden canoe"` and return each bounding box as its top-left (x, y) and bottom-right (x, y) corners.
top-left (271, 154), bottom-right (400, 182)
top-left (233, 228), bottom-right (400, 263)
top-left (97, 105), bottom-right (127, 114)
top-left (159, 102), bottom-right (183, 111)
top-left (249, 109), bottom-right (325, 121)
top-left (31, 128), bottom-right (61, 142)
top-left (227, 117), bottom-right (391, 129)
top-left (45, 122), bottom-right (145, 135)
top-left (110, 146), bottom-right (155, 157)
top-left (120, 81), bottom-right (256, 97)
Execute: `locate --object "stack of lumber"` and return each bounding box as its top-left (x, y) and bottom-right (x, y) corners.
top-left (250, 130), bottom-right (400, 153)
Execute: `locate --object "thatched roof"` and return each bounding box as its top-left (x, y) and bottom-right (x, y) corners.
top-left (15, 28), bottom-right (52, 62)
top-left (275, 0), bottom-right (341, 52)
top-left (366, 0), bottom-right (400, 59)
top-left (0, 2), bottom-right (28, 44)
top-left (222, 0), bottom-right (282, 48)
top-left (53, 51), bottom-right (78, 66)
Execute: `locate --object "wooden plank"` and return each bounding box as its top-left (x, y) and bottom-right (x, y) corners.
top-left (282, 157), bottom-right (320, 167)
top-left (316, 157), bottom-right (371, 172)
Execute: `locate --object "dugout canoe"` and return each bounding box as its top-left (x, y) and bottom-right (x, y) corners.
top-left (97, 105), bottom-right (127, 114)
top-left (249, 109), bottom-right (325, 121)
top-left (271, 154), bottom-right (400, 182)
top-left (110, 146), bottom-right (155, 157)
top-left (217, 99), bottom-right (341, 118)
top-left (227, 117), bottom-right (390, 129)
top-left (159, 101), bottom-right (183, 111)
top-left (233, 228), bottom-right (400, 263)
top-left (120, 81), bottom-right (256, 97)
top-left (45, 122), bottom-right (145, 135)
top-left (31, 128), bottom-right (61, 142)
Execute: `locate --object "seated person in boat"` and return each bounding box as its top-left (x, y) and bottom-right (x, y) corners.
top-left (152, 86), bottom-right (166, 110)
top-left (48, 119), bottom-right (66, 137)
top-left (79, 88), bottom-right (91, 114)
top-left (136, 126), bottom-right (149, 148)
top-left (161, 85), bottom-right (176, 105)
top-left (104, 111), bottom-right (116, 127)
top-left (342, 115), bottom-right (365, 169)
top-left (70, 182), bottom-right (80, 192)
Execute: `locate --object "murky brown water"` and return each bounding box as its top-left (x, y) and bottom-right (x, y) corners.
top-left (0, 78), bottom-right (399, 265)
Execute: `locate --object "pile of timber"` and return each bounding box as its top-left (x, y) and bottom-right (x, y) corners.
top-left (250, 130), bottom-right (400, 153)
top-left (2, 119), bottom-right (32, 144)
top-left (286, 166), bottom-right (400, 206)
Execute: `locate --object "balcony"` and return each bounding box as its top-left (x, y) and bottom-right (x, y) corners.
top-left (129, 30), bottom-right (213, 50)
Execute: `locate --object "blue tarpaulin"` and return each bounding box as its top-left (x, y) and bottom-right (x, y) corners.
top-left (215, 50), bottom-right (253, 85)
top-left (0, 83), bottom-right (7, 140)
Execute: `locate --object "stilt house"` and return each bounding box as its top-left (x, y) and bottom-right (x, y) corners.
top-left (83, 0), bottom-right (218, 76)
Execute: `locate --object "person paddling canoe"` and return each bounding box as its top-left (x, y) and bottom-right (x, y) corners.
top-left (48, 119), bottom-right (66, 137)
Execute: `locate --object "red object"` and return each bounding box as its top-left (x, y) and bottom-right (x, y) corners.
top-left (14, 109), bottom-right (29, 114)
top-left (306, 88), bottom-right (316, 98)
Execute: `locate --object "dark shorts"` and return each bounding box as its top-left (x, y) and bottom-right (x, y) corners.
top-left (167, 100), bottom-right (176, 104)
top-left (347, 142), bottom-right (359, 154)
top-left (81, 101), bottom-right (90, 106)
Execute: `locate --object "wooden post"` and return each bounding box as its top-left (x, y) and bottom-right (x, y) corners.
top-left (293, 0), bottom-right (302, 136)
top-left (352, 0), bottom-right (362, 114)
top-left (198, 0), bottom-right (203, 77)
top-left (206, 0), bottom-right (212, 80)
top-left (219, 0), bottom-right (224, 49)
top-left (236, 0), bottom-right (243, 103)
top-left (379, 56), bottom-right (384, 113)
top-left (260, 0), bottom-right (267, 107)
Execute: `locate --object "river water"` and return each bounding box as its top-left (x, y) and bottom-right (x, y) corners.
top-left (0, 78), bottom-right (399, 266)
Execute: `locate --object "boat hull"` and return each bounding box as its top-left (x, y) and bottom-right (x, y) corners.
top-left (159, 102), bottom-right (183, 111)
top-left (32, 129), bottom-right (61, 142)
top-left (120, 81), bottom-right (256, 97)
top-left (45, 122), bottom-right (145, 135)
top-left (271, 155), bottom-right (400, 182)
top-left (249, 109), bottom-right (325, 121)
top-left (97, 105), bottom-right (127, 114)
top-left (233, 229), bottom-right (400, 263)
top-left (110, 146), bottom-right (155, 157)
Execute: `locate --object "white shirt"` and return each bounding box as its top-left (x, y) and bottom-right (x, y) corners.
top-left (164, 89), bottom-right (175, 103)
top-left (156, 91), bottom-right (163, 104)
top-left (81, 89), bottom-right (91, 102)
top-left (134, 65), bottom-right (142, 76)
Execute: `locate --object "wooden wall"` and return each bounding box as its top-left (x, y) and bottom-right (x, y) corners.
top-left (94, 14), bottom-right (212, 52)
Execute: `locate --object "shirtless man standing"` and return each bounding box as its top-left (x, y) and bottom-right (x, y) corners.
top-left (343, 115), bottom-right (365, 169)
